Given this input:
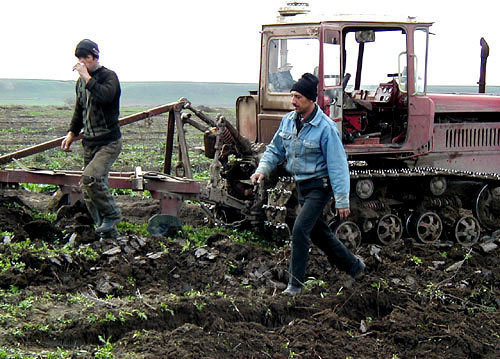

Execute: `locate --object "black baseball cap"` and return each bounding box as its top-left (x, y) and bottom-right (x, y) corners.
top-left (75, 39), bottom-right (99, 58)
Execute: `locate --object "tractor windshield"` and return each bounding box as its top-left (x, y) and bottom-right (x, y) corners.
top-left (267, 38), bottom-right (319, 93)
top-left (343, 28), bottom-right (407, 92)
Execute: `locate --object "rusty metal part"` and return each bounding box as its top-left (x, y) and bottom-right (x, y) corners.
top-left (479, 38), bottom-right (489, 94)
top-left (376, 214), bottom-right (403, 245)
top-left (164, 109), bottom-right (176, 174)
top-left (207, 116), bottom-right (226, 188)
top-left (363, 200), bottom-right (384, 211)
top-left (409, 211), bottom-right (443, 244)
top-left (424, 195), bottom-right (461, 209)
top-left (174, 109), bottom-right (193, 179)
top-left (474, 184), bottom-right (500, 230)
top-left (355, 179), bottom-right (374, 199)
top-left (181, 112), bottom-right (210, 132)
top-left (454, 215), bottom-right (481, 247)
top-left (330, 220), bottom-right (362, 250)
top-left (182, 100), bottom-right (217, 127)
top-left (182, 102), bottom-right (256, 159)
top-left (0, 168), bottom-right (200, 216)
top-left (264, 177), bottom-right (295, 227)
top-left (217, 117), bottom-right (254, 157)
top-left (429, 176), bottom-right (447, 196)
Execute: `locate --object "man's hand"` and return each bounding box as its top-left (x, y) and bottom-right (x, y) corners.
top-left (61, 132), bottom-right (75, 152)
top-left (336, 208), bottom-right (351, 220)
top-left (250, 172), bottom-right (265, 185)
top-left (73, 62), bottom-right (91, 83)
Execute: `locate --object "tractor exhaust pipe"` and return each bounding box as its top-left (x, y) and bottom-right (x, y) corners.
top-left (478, 37), bottom-right (489, 93)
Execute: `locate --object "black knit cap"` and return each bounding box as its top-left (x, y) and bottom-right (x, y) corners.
top-left (291, 73), bottom-right (319, 101)
top-left (75, 39), bottom-right (99, 58)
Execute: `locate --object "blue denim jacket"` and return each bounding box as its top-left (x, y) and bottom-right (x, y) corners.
top-left (256, 106), bottom-right (350, 208)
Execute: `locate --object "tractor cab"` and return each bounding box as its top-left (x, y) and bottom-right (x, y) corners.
top-left (237, 14), bottom-right (435, 159)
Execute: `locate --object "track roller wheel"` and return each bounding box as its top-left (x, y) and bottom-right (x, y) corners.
top-left (410, 211), bottom-right (443, 244)
top-left (454, 215), bottom-right (481, 247)
top-left (376, 214), bottom-right (403, 245)
top-left (355, 179), bottom-right (374, 199)
top-left (474, 184), bottom-right (500, 230)
top-left (329, 220), bottom-right (362, 250)
top-left (429, 176), bottom-right (447, 196)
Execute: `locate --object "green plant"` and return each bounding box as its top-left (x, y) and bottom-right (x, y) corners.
top-left (23, 322), bottom-right (50, 333)
top-left (116, 221), bottom-right (149, 236)
top-left (109, 188), bottom-right (143, 196)
top-left (75, 246), bottom-right (99, 261)
top-left (133, 309), bottom-right (148, 320)
top-left (44, 348), bottom-right (72, 358)
top-left (410, 256), bottom-right (422, 266)
top-left (194, 300), bottom-right (206, 311)
top-left (0, 231), bottom-right (14, 239)
top-left (160, 303), bottom-right (174, 316)
top-left (159, 241), bottom-right (169, 254)
top-left (32, 211), bottom-right (57, 222)
top-left (303, 277), bottom-right (327, 291)
top-left (20, 183), bottom-right (59, 193)
top-left (226, 260), bottom-right (238, 275)
top-left (101, 312), bottom-right (117, 323)
top-left (184, 289), bottom-right (203, 298)
top-left (95, 335), bottom-right (114, 359)
top-left (118, 310), bottom-right (132, 324)
top-left (0, 348), bottom-right (24, 359)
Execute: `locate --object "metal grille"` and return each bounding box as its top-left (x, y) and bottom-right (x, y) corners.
top-left (445, 127), bottom-right (500, 149)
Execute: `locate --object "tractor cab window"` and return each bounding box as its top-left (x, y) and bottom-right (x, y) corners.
top-left (267, 38), bottom-right (319, 93)
top-left (344, 28), bottom-right (407, 92)
top-left (414, 28), bottom-right (428, 94)
top-left (341, 28), bottom-right (409, 145)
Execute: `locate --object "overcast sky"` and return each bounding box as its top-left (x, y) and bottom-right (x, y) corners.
top-left (1, 0), bottom-right (499, 85)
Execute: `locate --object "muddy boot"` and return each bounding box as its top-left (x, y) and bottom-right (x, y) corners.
top-left (282, 284), bottom-right (303, 296)
top-left (100, 226), bottom-right (119, 240)
top-left (95, 217), bottom-right (121, 233)
top-left (349, 255), bottom-right (366, 279)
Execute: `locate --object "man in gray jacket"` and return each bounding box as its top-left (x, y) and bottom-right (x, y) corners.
top-left (61, 39), bottom-right (122, 238)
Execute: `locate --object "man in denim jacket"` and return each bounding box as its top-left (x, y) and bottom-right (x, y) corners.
top-left (251, 73), bottom-right (365, 296)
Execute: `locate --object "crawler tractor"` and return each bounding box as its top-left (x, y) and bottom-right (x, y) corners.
top-left (1, 4), bottom-right (499, 248)
top-left (199, 4), bottom-right (500, 247)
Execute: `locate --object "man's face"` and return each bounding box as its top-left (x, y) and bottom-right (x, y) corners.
top-left (77, 54), bottom-right (98, 71)
top-left (291, 91), bottom-right (314, 116)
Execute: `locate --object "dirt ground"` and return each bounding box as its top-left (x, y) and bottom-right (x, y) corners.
top-left (0, 105), bottom-right (499, 358)
top-left (0, 190), bottom-right (498, 358)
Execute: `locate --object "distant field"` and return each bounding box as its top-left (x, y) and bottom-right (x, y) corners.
top-left (1, 79), bottom-right (500, 107)
top-left (0, 79), bottom-right (258, 107)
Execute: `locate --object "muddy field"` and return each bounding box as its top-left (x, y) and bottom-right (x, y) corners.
top-left (0, 106), bottom-right (499, 358)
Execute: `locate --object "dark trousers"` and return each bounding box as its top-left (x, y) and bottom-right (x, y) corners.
top-left (288, 179), bottom-right (359, 287)
top-left (81, 139), bottom-right (122, 225)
